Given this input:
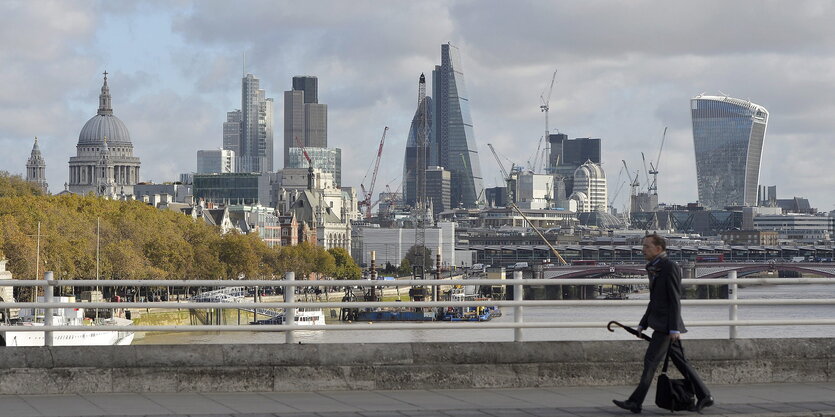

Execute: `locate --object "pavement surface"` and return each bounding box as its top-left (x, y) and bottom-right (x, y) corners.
top-left (0, 382), bottom-right (833, 417)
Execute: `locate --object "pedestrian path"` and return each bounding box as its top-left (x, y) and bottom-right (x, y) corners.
top-left (0, 382), bottom-right (832, 417)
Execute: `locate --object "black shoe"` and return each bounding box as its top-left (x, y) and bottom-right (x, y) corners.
top-left (613, 399), bottom-right (642, 414)
top-left (693, 395), bottom-right (714, 413)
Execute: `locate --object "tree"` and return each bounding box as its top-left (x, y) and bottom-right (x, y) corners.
top-left (0, 171), bottom-right (42, 197)
top-left (403, 245), bottom-right (434, 271)
top-left (328, 247), bottom-right (361, 280)
top-left (397, 258), bottom-right (412, 277)
top-left (218, 232), bottom-right (263, 279)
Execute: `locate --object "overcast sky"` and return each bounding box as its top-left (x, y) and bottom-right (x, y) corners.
top-left (2, 0), bottom-right (835, 212)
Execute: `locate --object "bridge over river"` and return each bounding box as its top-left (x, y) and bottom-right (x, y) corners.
top-left (0, 339), bottom-right (832, 416)
top-left (1, 275), bottom-right (833, 416)
top-left (543, 261), bottom-right (835, 279)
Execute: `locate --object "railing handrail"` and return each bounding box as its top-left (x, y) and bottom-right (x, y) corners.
top-left (2, 275), bottom-right (833, 343)
top-left (6, 277), bottom-right (835, 286)
top-left (6, 319), bottom-right (835, 333)
top-left (4, 298), bottom-right (835, 310)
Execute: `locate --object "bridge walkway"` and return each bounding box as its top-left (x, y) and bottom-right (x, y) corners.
top-left (0, 382), bottom-right (832, 417)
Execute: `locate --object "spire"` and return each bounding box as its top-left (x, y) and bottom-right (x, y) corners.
top-left (98, 71), bottom-right (113, 116)
top-left (26, 136), bottom-right (47, 193)
top-left (28, 136), bottom-right (44, 165)
top-left (418, 73), bottom-right (426, 105)
top-left (30, 136), bottom-right (42, 158)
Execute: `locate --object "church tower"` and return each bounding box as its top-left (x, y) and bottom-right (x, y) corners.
top-left (26, 137), bottom-right (48, 194)
top-left (68, 72), bottom-right (141, 196)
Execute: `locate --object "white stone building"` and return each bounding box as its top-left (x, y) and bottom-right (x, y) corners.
top-left (67, 73), bottom-right (141, 197)
top-left (569, 160), bottom-right (607, 212)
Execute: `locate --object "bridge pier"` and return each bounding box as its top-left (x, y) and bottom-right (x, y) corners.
top-left (545, 284), bottom-right (562, 300)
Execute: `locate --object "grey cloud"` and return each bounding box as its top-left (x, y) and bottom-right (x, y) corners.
top-left (453, 0), bottom-right (835, 66)
top-left (3, 0), bottom-right (835, 210)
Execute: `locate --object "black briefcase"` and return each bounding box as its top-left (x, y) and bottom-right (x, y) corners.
top-left (655, 348), bottom-right (695, 412)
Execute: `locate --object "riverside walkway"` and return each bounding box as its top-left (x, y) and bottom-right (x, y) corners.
top-left (1, 382), bottom-right (833, 417)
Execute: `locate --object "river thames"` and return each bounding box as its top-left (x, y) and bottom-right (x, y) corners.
top-left (135, 284), bottom-right (835, 345)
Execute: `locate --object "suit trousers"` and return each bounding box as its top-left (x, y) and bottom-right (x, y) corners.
top-left (628, 330), bottom-right (710, 405)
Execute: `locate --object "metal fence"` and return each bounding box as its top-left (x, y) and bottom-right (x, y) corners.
top-left (2, 271), bottom-right (835, 345)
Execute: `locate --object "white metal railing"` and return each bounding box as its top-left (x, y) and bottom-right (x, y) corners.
top-left (2, 272), bottom-right (834, 345)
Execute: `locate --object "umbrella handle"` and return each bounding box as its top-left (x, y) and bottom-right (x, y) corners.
top-left (607, 320), bottom-right (626, 332)
top-left (607, 320), bottom-right (652, 341)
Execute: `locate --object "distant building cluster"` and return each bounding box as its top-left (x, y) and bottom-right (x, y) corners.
top-left (17, 48), bottom-right (835, 273)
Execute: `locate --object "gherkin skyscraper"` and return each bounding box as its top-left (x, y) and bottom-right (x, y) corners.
top-left (432, 43), bottom-right (484, 208)
top-left (403, 74), bottom-right (432, 208)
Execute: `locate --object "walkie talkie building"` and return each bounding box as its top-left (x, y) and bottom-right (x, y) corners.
top-left (691, 95), bottom-right (769, 209)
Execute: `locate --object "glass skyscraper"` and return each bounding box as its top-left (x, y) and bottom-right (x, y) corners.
top-left (403, 92), bottom-right (432, 208)
top-left (287, 147), bottom-right (342, 187)
top-left (239, 74), bottom-right (274, 173)
top-left (691, 95), bottom-right (769, 209)
top-left (432, 43), bottom-right (484, 208)
top-left (283, 76), bottom-right (327, 168)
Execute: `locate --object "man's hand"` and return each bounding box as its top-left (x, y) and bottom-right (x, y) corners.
top-left (636, 326), bottom-right (644, 339)
top-left (669, 332), bottom-right (681, 341)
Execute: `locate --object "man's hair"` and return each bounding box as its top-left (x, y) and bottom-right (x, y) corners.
top-left (644, 233), bottom-right (666, 250)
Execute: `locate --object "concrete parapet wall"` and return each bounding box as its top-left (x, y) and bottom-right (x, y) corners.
top-left (0, 338), bottom-right (831, 394)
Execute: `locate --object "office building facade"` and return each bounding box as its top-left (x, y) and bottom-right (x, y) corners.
top-left (197, 149), bottom-right (235, 174)
top-left (426, 166), bottom-right (451, 216)
top-left (193, 173), bottom-right (265, 205)
top-left (691, 94), bottom-right (769, 209)
top-left (222, 110), bottom-right (241, 157)
top-left (238, 74), bottom-right (274, 173)
top-left (548, 134), bottom-right (602, 198)
top-left (432, 43), bottom-right (484, 208)
top-left (570, 160), bottom-right (607, 212)
top-left (283, 76), bottom-right (327, 167)
top-left (286, 147), bottom-right (342, 187)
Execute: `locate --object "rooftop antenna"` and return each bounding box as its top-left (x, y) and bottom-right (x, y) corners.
top-left (242, 52), bottom-right (246, 77)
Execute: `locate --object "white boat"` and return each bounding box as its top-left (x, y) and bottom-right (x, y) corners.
top-left (293, 308), bottom-right (326, 326)
top-left (0, 296), bottom-right (134, 346)
top-left (250, 308), bottom-right (326, 326)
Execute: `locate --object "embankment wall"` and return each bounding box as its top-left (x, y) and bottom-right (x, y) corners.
top-left (0, 338), bottom-right (831, 394)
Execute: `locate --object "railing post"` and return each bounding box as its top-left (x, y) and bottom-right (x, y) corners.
top-left (44, 271), bottom-right (54, 346)
top-left (513, 270), bottom-right (523, 342)
top-left (728, 270), bottom-right (737, 339)
top-left (285, 271), bottom-right (295, 344)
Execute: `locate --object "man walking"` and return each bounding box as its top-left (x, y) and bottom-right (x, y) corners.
top-left (613, 234), bottom-right (713, 414)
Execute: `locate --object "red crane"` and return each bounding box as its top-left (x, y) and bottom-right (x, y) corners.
top-left (359, 126), bottom-right (388, 219)
top-left (294, 136), bottom-right (312, 167)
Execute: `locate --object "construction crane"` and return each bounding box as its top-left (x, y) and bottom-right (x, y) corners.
top-left (540, 69), bottom-right (557, 172)
top-left (294, 136), bottom-right (312, 168)
top-left (359, 126), bottom-right (388, 219)
top-left (641, 152), bottom-right (651, 193)
top-left (607, 164), bottom-right (625, 214)
top-left (648, 126), bottom-right (667, 195)
top-left (488, 142), bottom-right (566, 265)
top-left (622, 160), bottom-right (640, 198)
top-left (487, 143), bottom-right (511, 205)
top-left (294, 136), bottom-right (315, 191)
top-left (527, 136), bottom-right (544, 173)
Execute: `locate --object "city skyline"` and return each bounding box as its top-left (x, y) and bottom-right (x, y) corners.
top-left (2, 1), bottom-right (835, 211)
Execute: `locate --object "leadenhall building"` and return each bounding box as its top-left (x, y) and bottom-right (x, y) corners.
top-left (67, 73), bottom-right (141, 197)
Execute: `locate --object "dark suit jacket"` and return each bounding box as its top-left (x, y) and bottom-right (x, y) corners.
top-left (639, 252), bottom-right (687, 333)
